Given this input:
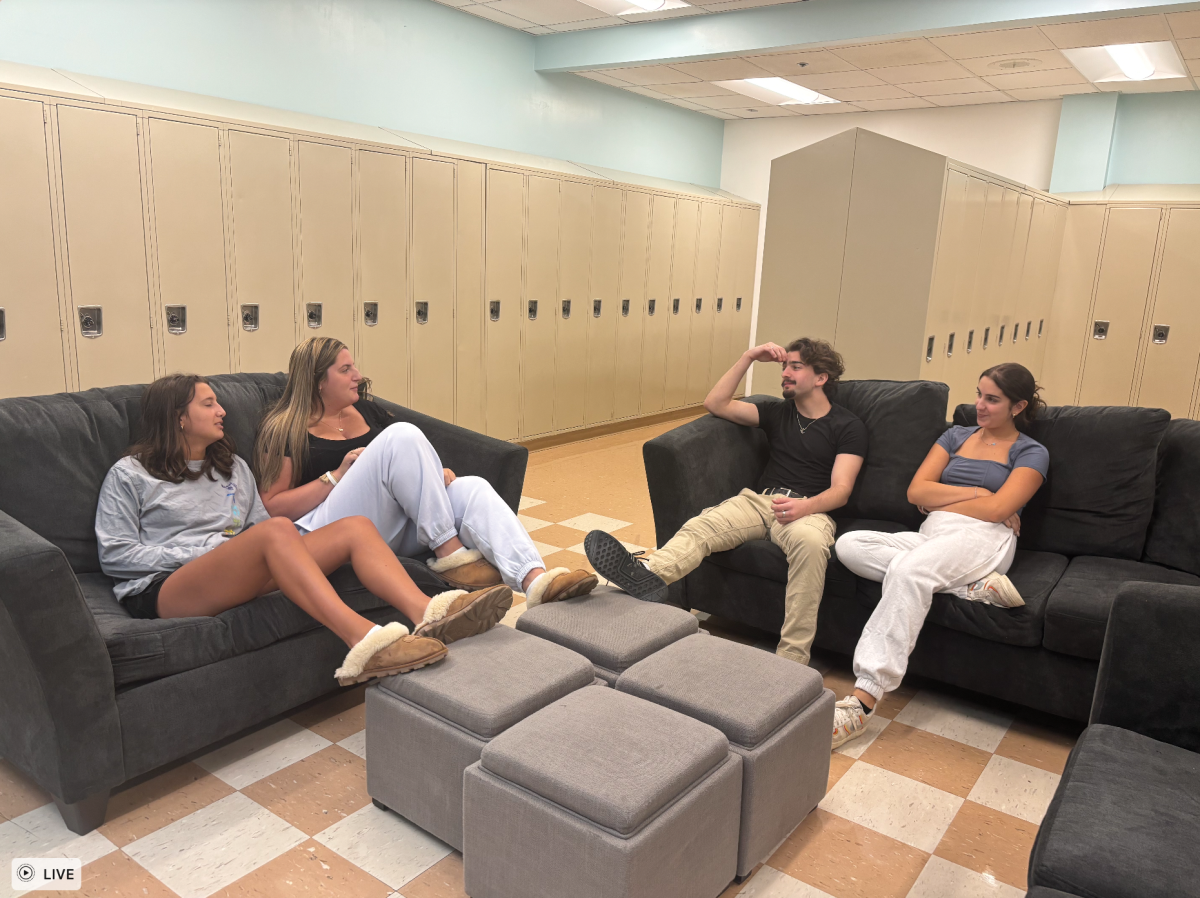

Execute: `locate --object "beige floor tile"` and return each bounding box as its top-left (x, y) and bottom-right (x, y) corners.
top-left (517, 496), bottom-right (545, 511)
top-left (517, 513), bottom-right (553, 532)
top-left (395, 851), bottom-right (467, 898)
top-left (337, 731), bottom-right (366, 760)
top-left (0, 759), bottom-right (50, 820)
top-left (966, 756), bottom-right (1060, 825)
top-left (100, 761), bottom-right (236, 848)
top-left (74, 849), bottom-right (177, 897)
top-left (740, 865), bottom-right (837, 896)
top-left (858, 721), bottom-right (991, 798)
top-left (906, 855), bottom-right (1024, 898)
top-left (818, 670), bottom-right (917, 721)
top-left (313, 803), bottom-right (451, 890)
top-left (556, 512), bottom-right (632, 533)
top-left (934, 800), bottom-right (1038, 891)
top-left (2, 804), bottom-right (118, 880)
top-left (718, 863), bottom-right (760, 897)
top-left (525, 523), bottom-right (588, 549)
top-left (834, 716), bottom-right (891, 760)
top-left (196, 719), bottom-right (332, 789)
top-left (210, 838), bottom-right (392, 898)
top-left (291, 686), bottom-right (367, 743)
top-left (820, 762), bottom-right (963, 852)
top-left (893, 692), bottom-right (1013, 752)
top-left (768, 808), bottom-right (929, 898)
top-left (827, 754), bottom-right (857, 791)
top-left (994, 718), bottom-right (1078, 775)
top-left (240, 745), bottom-right (370, 837)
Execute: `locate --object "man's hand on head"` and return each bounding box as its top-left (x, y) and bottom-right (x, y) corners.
top-left (771, 496), bottom-right (812, 525)
top-left (745, 342), bottom-right (789, 364)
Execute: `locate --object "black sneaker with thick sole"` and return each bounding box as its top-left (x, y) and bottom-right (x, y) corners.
top-left (583, 530), bottom-right (668, 603)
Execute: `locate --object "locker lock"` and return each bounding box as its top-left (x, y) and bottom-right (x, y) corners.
top-left (78, 306), bottom-right (103, 338)
top-left (241, 304), bottom-right (259, 331)
top-left (306, 302), bottom-right (323, 329)
top-left (593, 299), bottom-right (602, 318)
top-left (946, 332), bottom-right (955, 357)
top-left (672, 298), bottom-right (680, 315)
top-left (363, 302), bottom-right (379, 327)
top-left (490, 301), bottom-right (500, 322)
top-left (1153, 324), bottom-right (1170, 344)
top-left (695, 297), bottom-right (703, 314)
top-left (0, 308), bottom-right (6, 342)
top-left (415, 302), bottom-right (429, 325)
top-left (925, 336), bottom-right (935, 363)
top-left (967, 330), bottom-right (974, 353)
top-left (736, 297), bottom-right (742, 312)
top-left (648, 299), bottom-right (656, 316)
top-left (621, 299), bottom-right (630, 317)
top-left (716, 297), bottom-right (724, 313)
top-left (562, 299), bottom-right (571, 319)
top-left (165, 305), bottom-right (187, 335)
top-left (1092, 320), bottom-right (1110, 340)
top-left (528, 300), bottom-right (538, 320)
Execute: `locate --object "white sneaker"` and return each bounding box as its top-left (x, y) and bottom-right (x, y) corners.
top-left (832, 696), bottom-right (872, 750)
top-left (966, 572), bottom-right (1025, 608)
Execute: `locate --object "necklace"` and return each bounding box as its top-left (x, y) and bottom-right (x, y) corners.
top-left (979, 430), bottom-right (1017, 447)
top-left (793, 407), bottom-right (816, 434)
top-left (322, 409), bottom-right (346, 434)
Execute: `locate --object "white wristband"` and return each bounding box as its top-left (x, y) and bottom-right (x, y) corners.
top-left (326, 470), bottom-right (339, 486)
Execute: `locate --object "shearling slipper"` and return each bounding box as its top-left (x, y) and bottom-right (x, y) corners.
top-left (334, 622), bottom-right (409, 681)
top-left (425, 548), bottom-right (483, 572)
top-left (414, 585), bottom-right (513, 644)
top-left (525, 568), bottom-right (598, 607)
top-left (420, 589), bottom-right (468, 626)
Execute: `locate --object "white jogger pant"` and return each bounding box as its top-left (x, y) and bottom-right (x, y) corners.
top-left (835, 511), bottom-right (1017, 701)
top-left (295, 422), bottom-right (544, 590)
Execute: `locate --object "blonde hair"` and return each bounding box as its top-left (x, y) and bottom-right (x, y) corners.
top-left (254, 337), bottom-right (373, 490)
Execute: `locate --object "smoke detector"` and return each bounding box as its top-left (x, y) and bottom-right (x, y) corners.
top-left (989, 58), bottom-right (1039, 71)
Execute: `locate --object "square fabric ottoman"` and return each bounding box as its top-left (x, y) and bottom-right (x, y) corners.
top-left (515, 585), bottom-right (699, 684)
top-left (617, 633), bottom-right (834, 878)
top-left (463, 686), bottom-right (742, 898)
top-left (366, 625), bottom-right (594, 850)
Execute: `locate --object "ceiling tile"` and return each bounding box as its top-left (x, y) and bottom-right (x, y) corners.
top-left (1039, 15), bottom-right (1171, 49)
top-left (621, 85), bottom-right (671, 98)
top-left (1167, 10), bottom-right (1200, 39)
top-left (431, 0), bottom-right (476, 8)
top-left (958, 49), bottom-right (1073, 77)
top-left (984, 67), bottom-right (1089, 89)
top-left (1095, 76), bottom-right (1195, 93)
top-left (462, 5), bottom-right (538, 27)
top-left (550, 16), bottom-right (627, 29)
top-left (851, 97), bottom-right (937, 110)
top-left (925, 91), bottom-right (1014, 106)
top-left (697, 108), bottom-right (740, 119)
top-left (746, 49), bottom-right (859, 76)
top-left (654, 81), bottom-right (738, 98)
top-left (619, 5), bottom-right (707, 20)
top-left (719, 106), bottom-right (796, 118)
top-left (833, 38), bottom-right (949, 68)
top-left (1192, 59), bottom-right (1200, 77)
top-left (870, 59), bottom-right (975, 84)
top-left (669, 58), bottom-right (775, 81)
top-left (820, 85), bottom-right (915, 101)
top-left (928, 27), bottom-right (1055, 59)
top-left (1178, 37), bottom-right (1200, 59)
top-left (662, 97), bottom-right (707, 110)
top-left (605, 65), bottom-right (699, 85)
top-left (693, 93), bottom-right (770, 109)
top-left (701, 0), bottom-right (788, 11)
top-left (788, 70), bottom-right (887, 89)
top-left (1005, 83), bottom-right (1099, 100)
top-left (789, 103), bottom-right (862, 114)
top-left (524, 24), bottom-right (555, 33)
top-left (483, 0), bottom-right (609, 24)
top-left (575, 70), bottom-right (632, 86)
top-left (905, 76), bottom-right (996, 96)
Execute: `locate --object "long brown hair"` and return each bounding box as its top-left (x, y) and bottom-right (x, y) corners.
top-left (129, 374), bottom-right (236, 483)
top-left (980, 363), bottom-right (1046, 424)
top-left (254, 337), bottom-right (374, 490)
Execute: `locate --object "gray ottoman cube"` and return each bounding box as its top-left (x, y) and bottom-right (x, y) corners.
top-left (463, 686), bottom-right (742, 898)
top-left (516, 585), bottom-right (699, 684)
top-left (617, 633), bottom-right (834, 878)
top-left (366, 625), bottom-right (594, 850)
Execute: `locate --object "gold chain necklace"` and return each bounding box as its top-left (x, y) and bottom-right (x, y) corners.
top-left (793, 407), bottom-right (817, 434)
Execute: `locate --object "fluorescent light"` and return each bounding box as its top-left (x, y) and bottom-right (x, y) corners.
top-left (628, 0), bottom-right (666, 9)
top-left (713, 77), bottom-right (839, 106)
top-left (1106, 44), bottom-right (1155, 80)
top-left (575, 0), bottom-right (686, 14)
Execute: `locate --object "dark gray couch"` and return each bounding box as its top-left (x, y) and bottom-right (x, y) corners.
top-left (644, 381), bottom-right (1200, 721)
top-left (0, 373), bottom-right (527, 834)
top-left (1027, 581), bottom-right (1200, 897)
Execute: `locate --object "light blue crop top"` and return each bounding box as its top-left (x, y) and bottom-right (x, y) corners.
top-left (935, 426), bottom-right (1049, 514)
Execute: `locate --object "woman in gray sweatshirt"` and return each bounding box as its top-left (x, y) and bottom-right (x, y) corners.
top-left (95, 374), bottom-right (513, 685)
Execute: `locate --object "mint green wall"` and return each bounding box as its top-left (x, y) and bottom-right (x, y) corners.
top-left (0, 0), bottom-right (724, 187)
top-left (1049, 94), bottom-right (1119, 193)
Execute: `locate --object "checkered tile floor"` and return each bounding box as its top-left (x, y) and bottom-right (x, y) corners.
top-left (0, 418), bottom-right (1080, 897)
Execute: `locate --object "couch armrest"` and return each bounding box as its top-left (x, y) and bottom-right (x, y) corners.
top-left (1090, 581), bottom-right (1200, 752)
top-left (643, 413), bottom-right (768, 547)
top-left (372, 399), bottom-right (528, 513)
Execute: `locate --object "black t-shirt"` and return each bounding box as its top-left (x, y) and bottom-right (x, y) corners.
top-left (755, 400), bottom-right (868, 496)
top-left (297, 400), bottom-right (393, 487)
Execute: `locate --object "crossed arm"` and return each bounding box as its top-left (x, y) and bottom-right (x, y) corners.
top-left (907, 444), bottom-right (1044, 532)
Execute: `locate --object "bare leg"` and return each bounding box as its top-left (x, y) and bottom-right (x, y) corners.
top-left (522, 568), bottom-right (546, 592)
top-left (433, 535), bottom-right (465, 559)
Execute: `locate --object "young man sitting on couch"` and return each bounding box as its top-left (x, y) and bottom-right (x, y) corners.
top-left (585, 338), bottom-right (867, 666)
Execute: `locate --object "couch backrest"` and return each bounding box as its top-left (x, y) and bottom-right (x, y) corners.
top-left (1142, 419), bottom-right (1200, 577)
top-left (953, 403), bottom-right (1170, 560)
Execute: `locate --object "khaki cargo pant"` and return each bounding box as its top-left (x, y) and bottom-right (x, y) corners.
top-left (646, 488), bottom-right (836, 665)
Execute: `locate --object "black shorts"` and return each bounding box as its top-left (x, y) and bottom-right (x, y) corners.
top-left (121, 573), bottom-right (170, 620)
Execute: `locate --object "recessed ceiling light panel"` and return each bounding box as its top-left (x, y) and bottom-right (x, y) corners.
top-left (576, 0), bottom-right (687, 14)
top-left (1062, 41), bottom-right (1186, 83)
top-left (714, 77), bottom-right (839, 106)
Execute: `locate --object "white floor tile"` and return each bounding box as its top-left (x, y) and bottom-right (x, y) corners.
top-left (2, 805), bottom-right (117, 896)
top-left (124, 792), bottom-right (305, 898)
top-left (532, 540), bottom-right (565, 558)
top-left (906, 856), bottom-right (1024, 898)
top-left (741, 864), bottom-right (837, 897)
top-left (967, 755), bottom-right (1060, 824)
top-left (893, 691), bottom-right (1013, 752)
top-left (195, 719), bottom-right (331, 789)
top-left (499, 600), bottom-right (527, 628)
top-left (338, 730), bottom-right (367, 759)
top-left (315, 803), bottom-right (451, 890)
top-left (517, 514), bottom-right (552, 532)
top-left (820, 761), bottom-right (963, 852)
top-left (518, 496), bottom-right (545, 511)
top-left (557, 513), bottom-right (631, 533)
top-left (834, 714), bottom-right (891, 759)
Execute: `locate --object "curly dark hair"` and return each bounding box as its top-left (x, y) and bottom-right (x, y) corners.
top-left (129, 374), bottom-right (236, 483)
top-left (785, 337), bottom-right (846, 391)
top-left (980, 363), bottom-right (1046, 424)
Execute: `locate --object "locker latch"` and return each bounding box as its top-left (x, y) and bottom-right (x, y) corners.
top-left (363, 302), bottom-right (379, 327)
top-left (967, 330), bottom-right (974, 353)
top-left (1092, 320), bottom-right (1110, 340)
top-left (562, 300), bottom-right (571, 319)
top-left (925, 336), bottom-right (934, 362)
top-left (1038, 319), bottom-right (1044, 338)
top-left (528, 300), bottom-right (538, 320)
top-left (983, 327), bottom-right (991, 349)
top-left (1153, 324), bottom-right (1170, 344)
top-left (716, 297), bottom-right (723, 313)
top-left (306, 303), bottom-right (323, 328)
top-left (1025, 321), bottom-right (1032, 341)
top-left (621, 299), bottom-right (630, 317)
top-left (490, 301), bottom-right (500, 321)
top-left (415, 302), bottom-right (428, 325)
top-left (695, 297), bottom-right (702, 313)
top-left (78, 307), bottom-right (103, 338)
top-left (241, 304), bottom-right (260, 331)
top-left (648, 299), bottom-right (656, 316)
top-left (165, 305), bottom-right (187, 335)
top-left (673, 298), bottom-right (680, 315)
top-left (593, 299), bottom-right (602, 318)
top-left (998, 325), bottom-right (1006, 345)
top-left (946, 332), bottom-right (955, 357)
top-left (0, 308), bottom-right (5, 342)
top-left (736, 297), bottom-right (742, 311)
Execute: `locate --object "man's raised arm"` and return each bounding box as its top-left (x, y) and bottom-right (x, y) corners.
top-left (703, 342), bottom-right (788, 427)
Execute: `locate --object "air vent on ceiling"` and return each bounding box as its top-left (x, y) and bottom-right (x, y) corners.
top-left (989, 58), bottom-right (1039, 71)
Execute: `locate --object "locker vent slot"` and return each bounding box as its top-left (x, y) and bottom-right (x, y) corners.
top-left (946, 332), bottom-right (955, 357)
top-left (1153, 324), bottom-right (1170, 344)
top-left (925, 336), bottom-right (934, 362)
top-left (621, 299), bottom-right (630, 317)
top-left (695, 297), bottom-right (702, 313)
top-left (306, 303), bottom-right (323, 328)
top-left (1092, 320), bottom-right (1110, 340)
top-left (593, 299), bottom-right (602, 318)
top-left (562, 299), bottom-right (571, 319)
top-left (415, 302), bottom-right (429, 325)
top-left (528, 300), bottom-right (538, 320)
top-left (967, 330), bottom-right (974, 353)
top-left (0, 308), bottom-right (6, 342)
top-left (241, 304), bottom-right (259, 331)
top-left (490, 301), bottom-right (500, 321)
top-left (79, 306), bottom-right (103, 338)
top-left (165, 305), bottom-right (187, 335)
top-left (648, 299), bottom-right (656, 316)
top-left (998, 325), bottom-right (1006, 344)
top-left (716, 297), bottom-right (723, 312)
top-left (983, 327), bottom-right (990, 349)
top-left (1038, 319), bottom-right (1044, 338)
top-left (672, 298), bottom-right (680, 315)
top-left (363, 302), bottom-right (379, 327)
top-left (736, 297), bottom-right (742, 311)
top-left (1025, 321), bottom-right (1032, 340)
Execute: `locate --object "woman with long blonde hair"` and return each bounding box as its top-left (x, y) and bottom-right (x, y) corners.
top-left (255, 337), bottom-right (596, 607)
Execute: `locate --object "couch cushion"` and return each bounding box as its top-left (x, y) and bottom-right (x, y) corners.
top-left (1029, 724), bottom-right (1200, 898)
top-left (1043, 557), bottom-right (1200, 660)
top-left (204, 373), bottom-right (286, 466)
top-left (954, 404), bottom-right (1170, 560)
top-left (1143, 419), bottom-right (1200, 577)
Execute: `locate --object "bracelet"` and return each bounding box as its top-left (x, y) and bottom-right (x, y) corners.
top-left (321, 470), bottom-right (339, 487)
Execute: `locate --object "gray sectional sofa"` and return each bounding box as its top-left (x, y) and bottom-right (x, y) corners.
top-left (0, 373), bottom-right (527, 834)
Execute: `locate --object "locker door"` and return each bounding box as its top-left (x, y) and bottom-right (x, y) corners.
top-left (685, 203), bottom-right (723, 404)
top-left (1136, 208), bottom-right (1200, 417)
top-left (485, 169), bottom-right (524, 440)
top-left (410, 158), bottom-right (457, 421)
top-left (521, 176), bottom-right (560, 438)
top-left (639, 195), bottom-right (674, 414)
top-left (708, 204), bottom-right (739, 386)
top-left (228, 130), bottom-right (296, 374)
top-left (0, 96), bottom-right (67, 398)
top-left (456, 160), bottom-right (486, 432)
top-left (614, 191), bottom-right (650, 419)
top-left (997, 194), bottom-right (1034, 363)
top-left (1013, 201), bottom-right (1050, 370)
top-left (972, 186), bottom-right (1018, 369)
top-left (555, 180), bottom-right (592, 430)
top-left (923, 170), bottom-right (968, 386)
top-left (298, 141), bottom-right (354, 348)
top-left (1024, 201), bottom-right (1067, 376)
top-left (1040, 205), bottom-right (1106, 405)
top-left (1078, 207), bottom-right (1162, 406)
top-left (664, 199), bottom-right (699, 409)
top-left (585, 186), bottom-right (622, 425)
top-left (357, 150), bottom-right (408, 404)
top-left (57, 105), bottom-right (154, 389)
top-left (943, 176), bottom-right (988, 407)
top-left (731, 206), bottom-right (761, 393)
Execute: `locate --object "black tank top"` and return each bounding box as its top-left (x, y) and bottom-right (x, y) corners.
top-left (296, 400), bottom-right (392, 487)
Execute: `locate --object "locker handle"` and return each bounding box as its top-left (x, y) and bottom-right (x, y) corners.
top-left (1153, 324), bottom-right (1170, 344)
top-left (78, 306), bottom-right (103, 338)
top-left (416, 302), bottom-right (429, 325)
top-left (672, 298), bottom-right (680, 315)
top-left (716, 297), bottom-right (723, 313)
top-left (165, 305), bottom-right (187, 335)
top-left (0, 308), bottom-right (6, 342)
top-left (528, 300), bottom-right (538, 321)
top-left (736, 297), bottom-right (742, 312)
top-left (983, 327), bottom-right (990, 350)
top-left (998, 325), bottom-right (1006, 345)
top-left (363, 302), bottom-right (379, 327)
top-left (695, 297), bottom-right (702, 314)
top-left (648, 299), bottom-right (656, 316)
top-left (966, 329), bottom-right (974, 353)
top-left (946, 332), bottom-right (955, 357)
top-left (562, 299), bottom-right (571, 319)
top-left (621, 299), bottom-right (630, 317)
top-left (1025, 321), bottom-right (1032, 341)
top-left (490, 301), bottom-right (501, 322)
top-left (593, 299), bottom-right (602, 318)
top-left (241, 304), bottom-right (259, 331)
top-left (1092, 320), bottom-right (1109, 340)
top-left (306, 302), bottom-right (323, 329)
top-left (1038, 319), bottom-right (1044, 338)
top-left (925, 336), bottom-right (934, 363)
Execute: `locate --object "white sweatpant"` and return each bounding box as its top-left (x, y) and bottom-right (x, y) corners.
top-left (835, 511), bottom-right (1017, 701)
top-left (295, 422), bottom-right (544, 590)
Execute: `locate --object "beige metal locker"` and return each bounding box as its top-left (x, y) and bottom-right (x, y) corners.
top-left (56, 105), bottom-right (155, 389)
top-left (1077, 207), bottom-right (1163, 407)
top-left (685, 203), bottom-right (722, 404)
top-left (0, 96), bottom-right (68, 398)
top-left (1040, 205), bottom-right (1106, 405)
top-left (969, 185), bottom-right (1017, 377)
top-left (1020, 201), bottom-right (1066, 376)
top-left (708, 202), bottom-right (739, 387)
top-left (584, 186), bottom-right (622, 425)
top-left (942, 176), bottom-right (989, 407)
top-left (521, 176), bottom-right (560, 438)
top-left (923, 170), bottom-right (969, 387)
top-left (409, 158), bottom-right (457, 422)
top-left (730, 206), bottom-right (760, 392)
top-left (995, 193), bottom-right (1034, 365)
top-left (639, 195), bottom-right (674, 414)
top-left (228, 130), bottom-right (296, 374)
top-left (664, 199), bottom-right (699, 409)
top-left (555, 180), bottom-right (592, 431)
top-left (455, 160), bottom-right (486, 432)
top-left (614, 191), bottom-right (649, 420)
top-left (1135, 208), bottom-right (1200, 417)
top-left (297, 141), bottom-right (354, 349)
top-left (357, 150), bottom-right (408, 404)
top-left (485, 169), bottom-right (524, 440)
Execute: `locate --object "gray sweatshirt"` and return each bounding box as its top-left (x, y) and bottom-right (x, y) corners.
top-left (96, 455), bottom-right (270, 600)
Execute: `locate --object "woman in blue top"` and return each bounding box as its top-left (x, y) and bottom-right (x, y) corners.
top-left (831, 363), bottom-right (1049, 748)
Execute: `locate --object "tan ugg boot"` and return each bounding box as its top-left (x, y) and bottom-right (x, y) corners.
top-left (426, 548), bottom-right (503, 590)
top-left (335, 622), bottom-right (447, 686)
top-left (414, 585), bottom-right (513, 644)
top-left (525, 568), bottom-right (599, 607)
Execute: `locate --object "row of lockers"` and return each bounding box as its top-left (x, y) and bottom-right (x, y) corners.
top-left (0, 90), bottom-right (759, 441)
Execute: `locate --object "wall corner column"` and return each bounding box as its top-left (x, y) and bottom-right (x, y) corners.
top-left (1049, 93), bottom-right (1119, 194)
